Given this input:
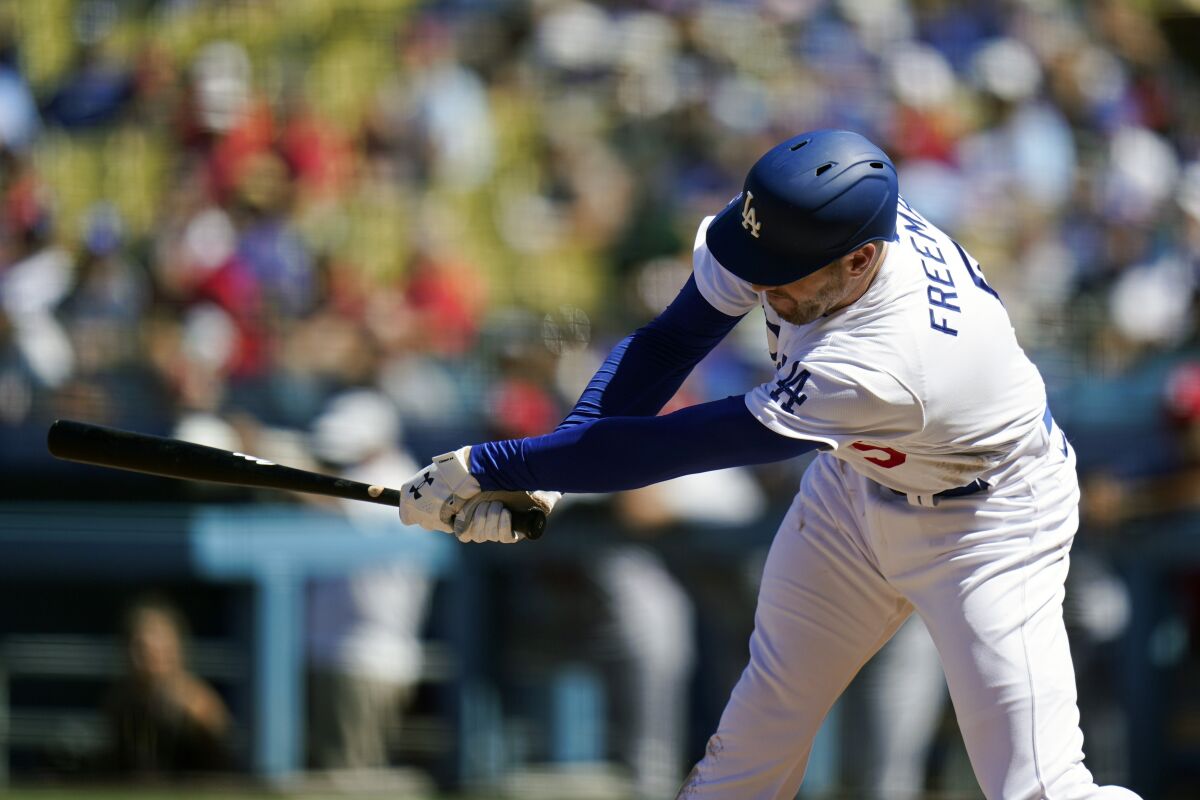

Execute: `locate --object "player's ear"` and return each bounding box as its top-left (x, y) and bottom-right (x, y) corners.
top-left (845, 242), bottom-right (876, 276)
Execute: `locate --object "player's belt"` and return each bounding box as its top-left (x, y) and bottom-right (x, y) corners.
top-left (892, 405), bottom-right (1058, 507)
top-left (891, 477), bottom-right (989, 502)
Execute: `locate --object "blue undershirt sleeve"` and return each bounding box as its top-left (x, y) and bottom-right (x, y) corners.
top-left (470, 395), bottom-right (821, 493)
top-left (557, 274), bottom-right (744, 428)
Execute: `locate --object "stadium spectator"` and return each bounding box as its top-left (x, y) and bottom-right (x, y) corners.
top-left (305, 388), bottom-right (434, 773)
top-left (101, 595), bottom-right (231, 776)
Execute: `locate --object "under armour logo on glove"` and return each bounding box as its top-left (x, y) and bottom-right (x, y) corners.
top-left (398, 447), bottom-right (482, 534)
top-left (408, 471), bottom-right (435, 499)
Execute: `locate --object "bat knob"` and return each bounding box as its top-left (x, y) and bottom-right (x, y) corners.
top-left (513, 508), bottom-right (547, 540)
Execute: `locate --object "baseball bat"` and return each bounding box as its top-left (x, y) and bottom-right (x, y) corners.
top-left (45, 419), bottom-right (547, 539)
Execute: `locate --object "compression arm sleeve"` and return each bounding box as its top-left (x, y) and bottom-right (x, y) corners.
top-left (557, 274), bottom-right (744, 428)
top-left (470, 395), bottom-right (820, 493)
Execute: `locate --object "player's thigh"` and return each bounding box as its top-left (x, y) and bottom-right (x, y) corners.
top-left (904, 506), bottom-right (1088, 799)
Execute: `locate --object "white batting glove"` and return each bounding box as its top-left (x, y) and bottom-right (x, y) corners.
top-left (454, 490), bottom-right (561, 543)
top-left (398, 447), bottom-right (481, 533)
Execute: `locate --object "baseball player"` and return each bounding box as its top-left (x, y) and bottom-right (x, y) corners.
top-left (398, 129), bottom-right (1141, 799)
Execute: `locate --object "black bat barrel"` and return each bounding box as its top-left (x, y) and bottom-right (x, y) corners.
top-left (48, 419), bottom-right (383, 501)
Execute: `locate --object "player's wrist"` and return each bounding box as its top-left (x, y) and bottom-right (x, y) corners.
top-left (433, 445), bottom-right (482, 519)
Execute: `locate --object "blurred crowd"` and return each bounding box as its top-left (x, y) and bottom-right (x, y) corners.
top-left (3, 0), bottom-right (1200, 795)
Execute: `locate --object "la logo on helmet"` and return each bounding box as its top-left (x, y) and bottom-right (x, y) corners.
top-left (741, 192), bottom-right (761, 238)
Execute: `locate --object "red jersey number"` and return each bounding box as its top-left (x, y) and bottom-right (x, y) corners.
top-left (850, 442), bottom-right (907, 468)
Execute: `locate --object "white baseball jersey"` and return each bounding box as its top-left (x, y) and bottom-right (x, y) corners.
top-left (692, 195), bottom-right (1048, 497)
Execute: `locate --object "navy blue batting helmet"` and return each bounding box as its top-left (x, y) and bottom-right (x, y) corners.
top-left (705, 129), bottom-right (899, 286)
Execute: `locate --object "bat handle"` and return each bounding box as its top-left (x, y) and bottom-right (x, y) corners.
top-left (382, 487), bottom-right (547, 540)
top-left (512, 508), bottom-right (547, 540)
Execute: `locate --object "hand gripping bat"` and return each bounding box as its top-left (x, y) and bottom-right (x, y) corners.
top-left (46, 419), bottom-right (547, 539)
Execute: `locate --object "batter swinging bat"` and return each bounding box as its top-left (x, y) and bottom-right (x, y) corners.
top-left (46, 419), bottom-right (547, 539)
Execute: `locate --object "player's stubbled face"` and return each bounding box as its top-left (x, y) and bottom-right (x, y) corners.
top-left (753, 262), bottom-right (851, 326)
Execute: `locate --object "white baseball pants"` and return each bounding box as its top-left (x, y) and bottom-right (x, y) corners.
top-left (678, 423), bottom-right (1141, 800)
